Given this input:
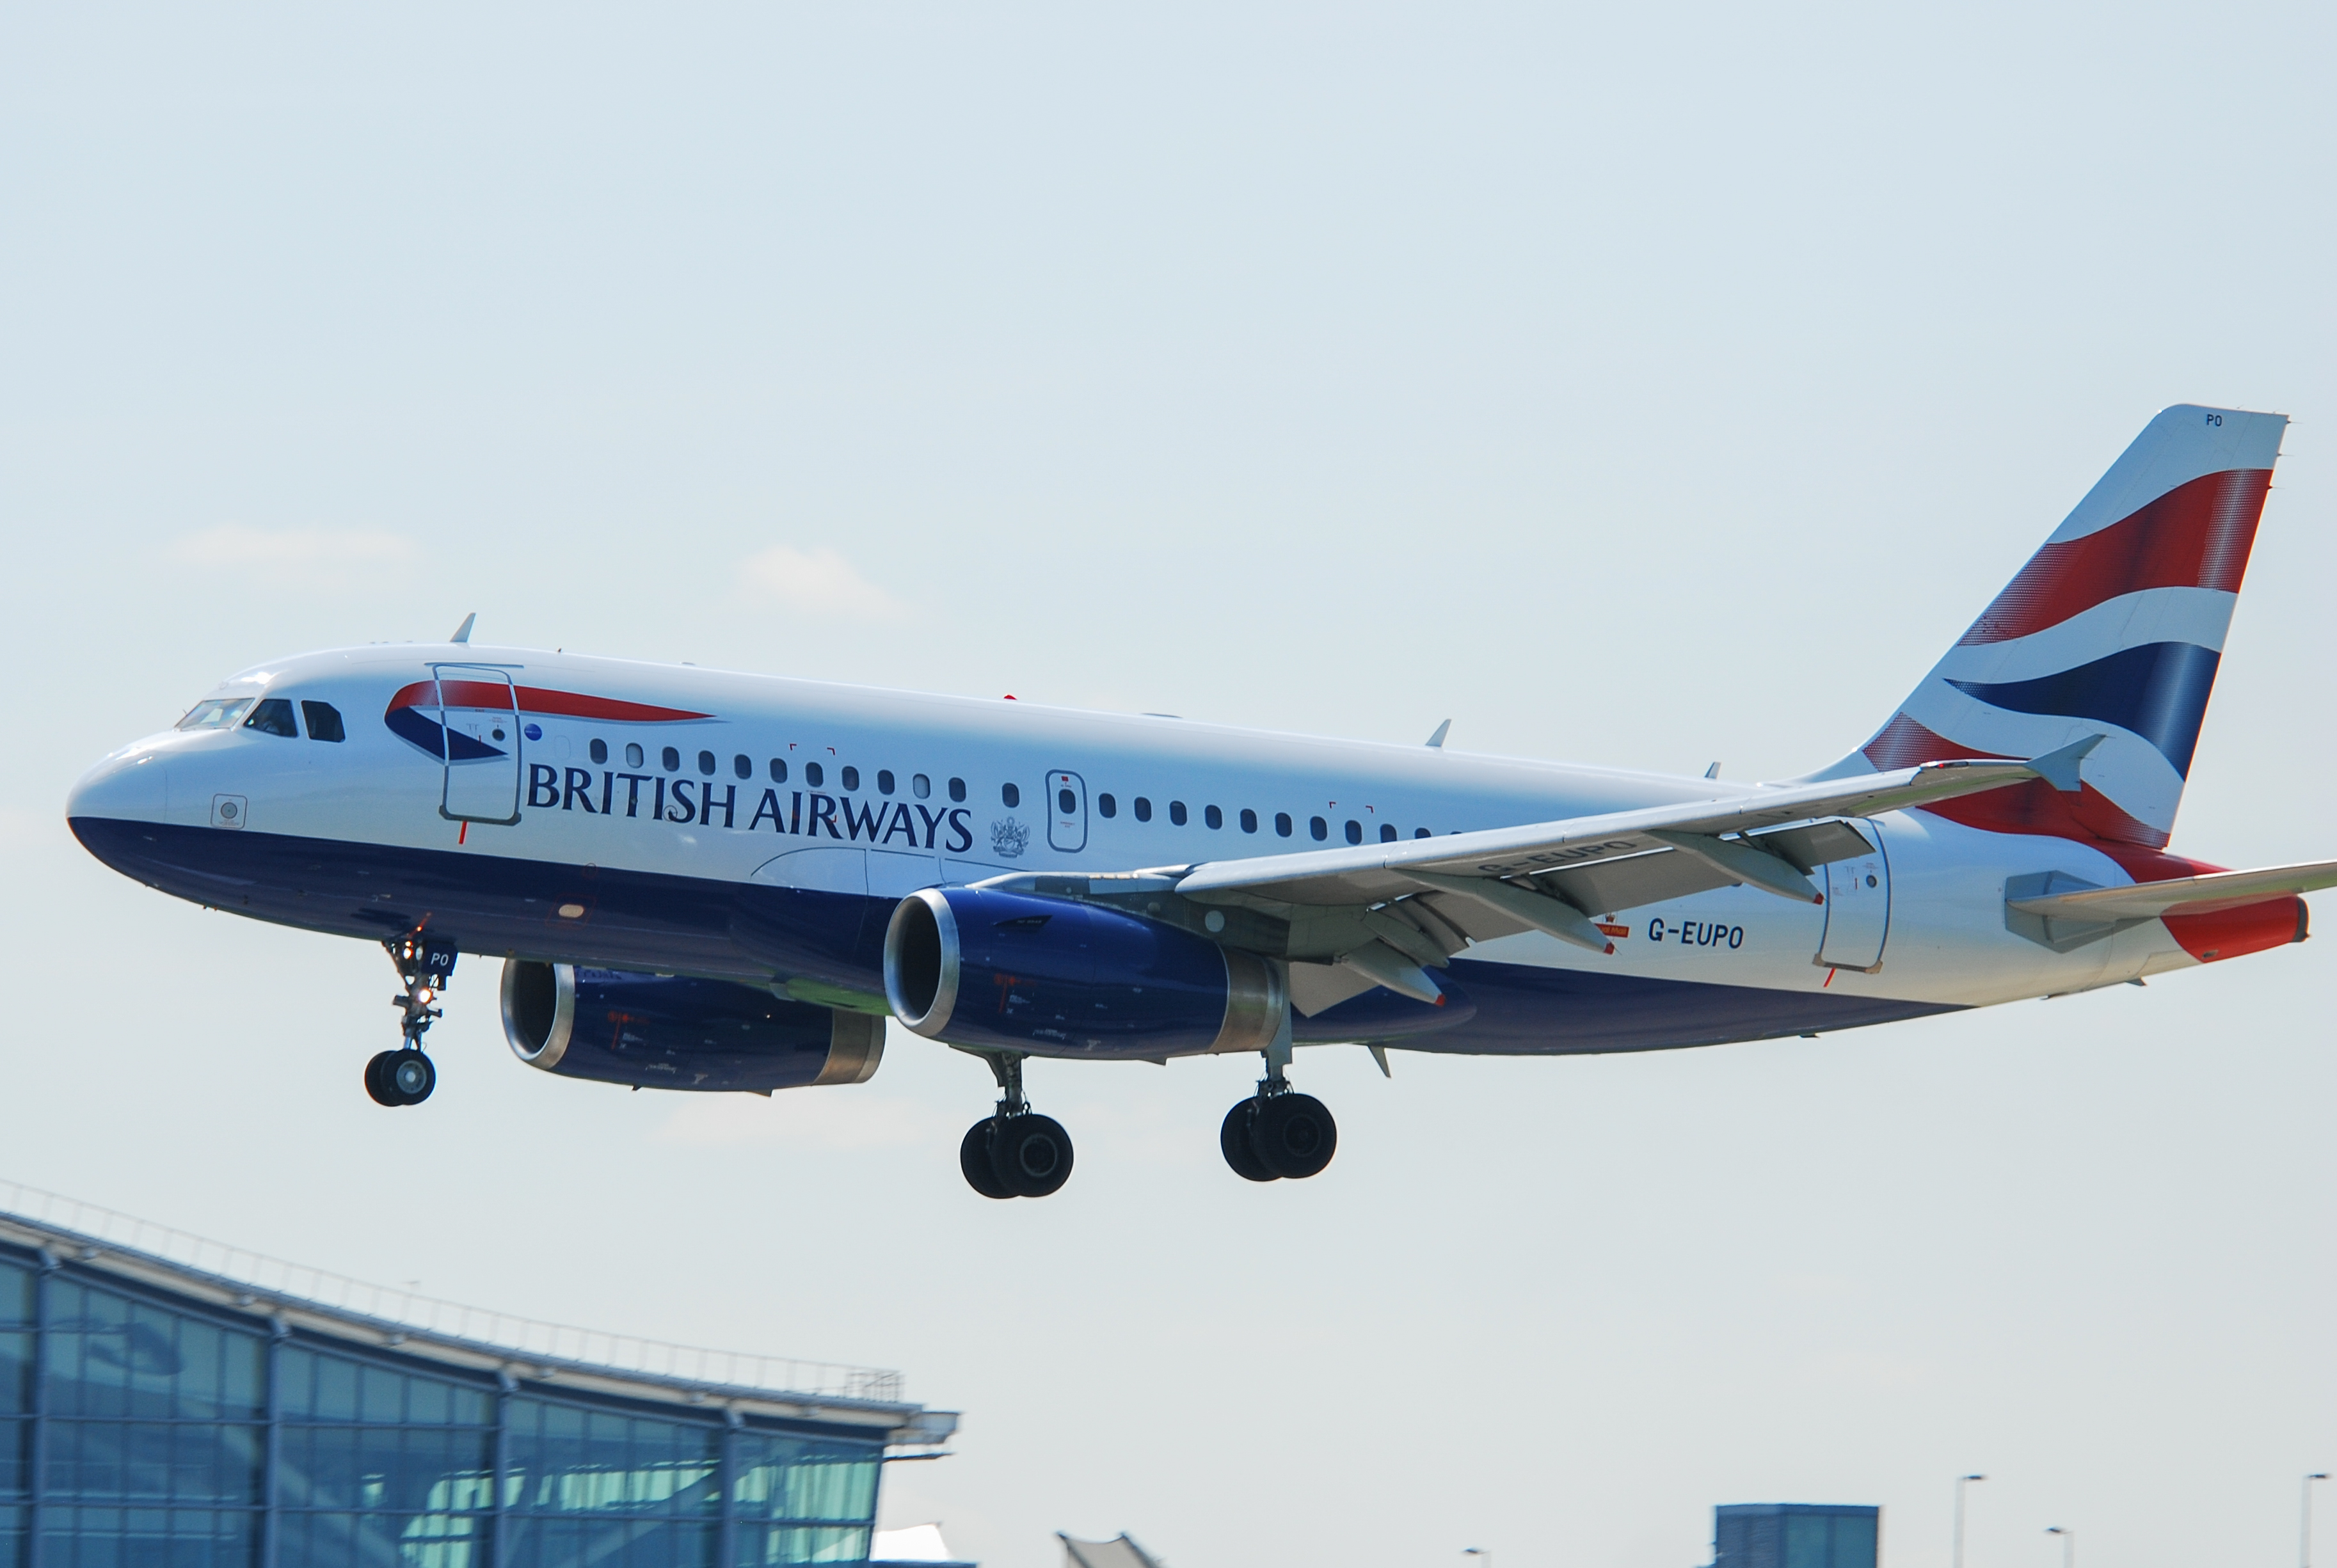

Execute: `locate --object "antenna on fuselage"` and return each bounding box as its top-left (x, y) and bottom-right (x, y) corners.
top-left (1424, 718), bottom-right (1451, 748)
top-left (449, 612), bottom-right (476, 644)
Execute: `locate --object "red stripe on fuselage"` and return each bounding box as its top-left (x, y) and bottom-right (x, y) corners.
top-left (1957, 468), bottom-right (2272, 646)
top-left (386, 680), bottom-right (711, 723)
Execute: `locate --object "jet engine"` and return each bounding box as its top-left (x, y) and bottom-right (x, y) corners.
top-left (499, 961), bottom-right (883, 1093)
top-left (882, 887), bottom-right (1284, 1057)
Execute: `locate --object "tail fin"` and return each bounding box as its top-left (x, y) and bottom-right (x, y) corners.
top-left (1821, 404), bottom-right (2286, 848)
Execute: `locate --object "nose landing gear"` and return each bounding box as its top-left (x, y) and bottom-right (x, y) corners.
top-left (959, 1052), bottom-right (1074, 1200)
top-left (369, 936), bottom-right (456, 1108)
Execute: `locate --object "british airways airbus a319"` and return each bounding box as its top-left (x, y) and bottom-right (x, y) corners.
top-left (67, 406), bottom-right (2337, 1198)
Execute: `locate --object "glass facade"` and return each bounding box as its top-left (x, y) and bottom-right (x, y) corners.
top-left (1714, 1503), bottom-right (1880, 1568)
top-left (0, 1246), bottom-right (886, 1567)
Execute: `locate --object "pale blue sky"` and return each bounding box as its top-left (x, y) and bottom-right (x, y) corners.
top-left (4, 5), bottom-right (2333, 1566)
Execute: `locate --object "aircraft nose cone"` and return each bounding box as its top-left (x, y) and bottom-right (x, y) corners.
top-left (67, 746), bottom-right (170, 826)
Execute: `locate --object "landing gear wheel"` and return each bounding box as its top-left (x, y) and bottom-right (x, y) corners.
top-left (388, 1049), bottom-right (436, 1105)
top-left (959, 1120), bottom-right (1014, 1200)
top-left (989, 1113), bottom-right (1074, 1198)
top-left (1220, 1100), bottom-right (1277, 1182)
top-left (363, 1052), bottom-right (401, 1107)
top-left (1251, 1092), bottom-right (1336, 1179)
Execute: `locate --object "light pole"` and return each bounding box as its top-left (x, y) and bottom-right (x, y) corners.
top-left (2304, 1473), bottom-right (2329, 1568)
top-left (1954, 1474), bottom-right (1987, 1568)
top-left (2045, 1526), bottom-right (2073, 1568)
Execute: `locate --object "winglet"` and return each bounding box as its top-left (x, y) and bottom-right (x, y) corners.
top-left (1425, 719), bottom-right (1451, 748)
top-left (2029, 733), bottom-right (2105, 793)
top-left (449, 612), bottom-right (477, 645)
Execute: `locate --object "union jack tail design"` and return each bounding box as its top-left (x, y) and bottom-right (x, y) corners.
top-left (1820, 404), bottom-right (2286, 850)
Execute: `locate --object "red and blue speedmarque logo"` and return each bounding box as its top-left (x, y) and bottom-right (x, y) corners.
top-left (383, 680), bottom-right (712, 761)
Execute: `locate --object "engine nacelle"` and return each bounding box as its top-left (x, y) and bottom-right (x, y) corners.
top-left (882, 887), bottom-right (1284, 1057)
top-left (499, 961), bottom-right (882, 1093)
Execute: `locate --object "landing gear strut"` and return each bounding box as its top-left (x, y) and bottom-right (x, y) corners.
top-left (368, 935), bottom-right (454, 1108)
top-left (1221, 1034), bottom-right (1336, 1182)
top-left (960, 1052), bottom-right (1074, 1200)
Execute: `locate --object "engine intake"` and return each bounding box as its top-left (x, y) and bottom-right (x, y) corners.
top-left (500, 960), bottom-right (882, 1093)
top-left (882, 887), bottom-right (1284, 1057)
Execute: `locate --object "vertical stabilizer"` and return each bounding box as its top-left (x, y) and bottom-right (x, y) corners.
top-left (1817, 404), bottom-right (2286, 848)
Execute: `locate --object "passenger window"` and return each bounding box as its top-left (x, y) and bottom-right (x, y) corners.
top-left (913, 774), bottom-right (930, 799)
top-left (806, 762), bottom-right (824, 788)
top-left (661, 747), bottom-right (680, 773)
top-left (1345, 820), bottom-right (1362, 844)
top-left (770, 759), bottom-right (788, 783)
top-left (1134, 797), bottom-right (1153, 822)
top-left (626, 743), bottom-right (645, 768)
top-left (176, 696), bottom-right (255, 731)
top-left (948, 777), bottom-right (966, 802)
top-left (842, 766), bottom-right (860, 791)
top-left (1310, 816), bottom-right (1328, 841)
top-left (878, 770), bottom-right (895, 796)
top-left (1240, 808), bottom-right (1257, 834)
top-left (1204, 805), bottom-right (1222, 829)
top-left (733, 754), bottom-right (751, 779)
top-left (1169, 801), bottom-right (1188, 826)
top-left (300, 701), bottom-right (346, 743)
top-left (1275, 812), bottom-right (1293, 837)
top-left (1414, 827), bottom-right (1432, 838)
top-left (1097, 793), bottom-right (1117, 818)
top-left (1002, 782), bottom-right (1020, 807)
top-left (1058, 788), bottom-right (1076, 814)
top-left (1380, 823), bottom-right (1398, 843)
top-left (697, 750), bottom-right (716, 776)
top-left (244, 699), bottom-right (299, 738)
top-left (589, 738), bottom-right (608, 765)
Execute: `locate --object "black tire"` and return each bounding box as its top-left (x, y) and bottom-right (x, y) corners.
top-left (959, 1120), bottom-right (1015, 1200)
top-left (363, 1052), bottom-right (401, 1107)
top-left (989, 1112), bottom-right (1073, 1198)
top-left (388, 1049), bottom-right (436, 1106)
top-left (1251, 1092), bottom-right (1336, 1180)
top-left (1220, 1100), bottom-right (1278, 1182)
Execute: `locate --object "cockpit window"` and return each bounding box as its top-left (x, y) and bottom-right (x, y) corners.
top-left (243, 699), bottom-right (299, 738)
top-left (177, 697), bottom-right (255, 731)
top-left (300, 701), bottom-right (346, 743)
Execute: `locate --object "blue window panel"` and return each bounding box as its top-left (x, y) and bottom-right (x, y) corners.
top-left (38, 1283), bottom-right (261, 1422)
top-left (40, 1422), bottom-right (263, 1507)
top-left (35, 1503), bottom-right (258, 1568)
top-left (0, 1262), bottom-right (29, 1328)
top-left (0, 1335), bottom-right (28, 1416)
top-left (500, 1514), bottom-right (715, 1567)
top-left (502, 1399), bottom-right (721, 1517)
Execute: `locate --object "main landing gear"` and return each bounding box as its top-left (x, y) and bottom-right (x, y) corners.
top-left (1221, 1057), bottom-right (1337, 1184)
top-left (367, 935), bottom-right (455, 1109)
top-left (960, 1052), bottom-right (1074, 1200)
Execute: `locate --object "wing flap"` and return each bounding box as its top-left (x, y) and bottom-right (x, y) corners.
top-left (2006, 859), bottom-right (2337, 921)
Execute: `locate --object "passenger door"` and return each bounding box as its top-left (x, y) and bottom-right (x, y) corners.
top-left (434, 665), bottom-right (522, 824)
top-left (1816, 820), bottom-right (1890, 972)
top-left (1046, 770), bottom-right (1087, 853)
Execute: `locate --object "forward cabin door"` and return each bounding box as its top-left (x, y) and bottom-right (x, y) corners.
top-left (1816, 819), bottom-right (1890, 972)
top-left (434, 665), bottom-right (523, 824)
top-left (1047, 770), bottom-right (1087, 853)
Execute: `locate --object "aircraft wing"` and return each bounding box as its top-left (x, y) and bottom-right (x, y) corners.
top-left (1174, 757), bottom-right (2042, 913)
top-left (2005, 859), bottom-right (2337, 921)
top-left (1139, 758), bottom-right (2045, 1011)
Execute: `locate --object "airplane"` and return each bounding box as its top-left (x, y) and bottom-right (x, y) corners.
top-left (66, 404), bottom-right (2337, 1200)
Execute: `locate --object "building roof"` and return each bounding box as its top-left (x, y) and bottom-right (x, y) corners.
top-left (0, 1178), bottom-right (955, 1447)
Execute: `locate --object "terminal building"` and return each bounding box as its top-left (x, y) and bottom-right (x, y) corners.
top-left (0, 1183), bottom-right (954, 1566)
top-left (1712, 1503), bottom-right (1881, 1568)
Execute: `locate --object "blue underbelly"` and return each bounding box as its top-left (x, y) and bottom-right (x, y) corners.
top-left (68, 818), bottom-right (1958, 1055)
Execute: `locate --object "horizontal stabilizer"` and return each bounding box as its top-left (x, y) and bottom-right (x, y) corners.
top-left (2006, 859), bottom-right (2337, 921)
